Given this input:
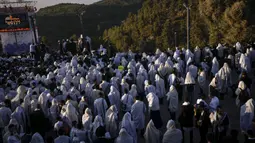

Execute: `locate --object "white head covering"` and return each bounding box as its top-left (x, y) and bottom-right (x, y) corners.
top-left (121, 112), bottom-right (136, 142)
top-left (82, 108), bottom-right (93, 131)
top-left (238, 81), bottom-right (246, 90)
top-left (115, 128), bottom-right (133, 143)
top-left (184, 72), bottom-right (195, 84)
top-left (144, 120), bottom-right (161, 143)
top-left (92, 115), bottom-right (104, 134)
top-left (30, 132), bottom-right (44, 143)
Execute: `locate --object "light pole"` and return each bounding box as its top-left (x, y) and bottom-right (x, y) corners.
top-left (183, 3), bottom-right (190, 49)
top-left (78, 10), bottom-right (86, 36)
top-left (174, 31), bottom-right (177, 48)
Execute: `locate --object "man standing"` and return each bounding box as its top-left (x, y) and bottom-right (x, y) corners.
top-left (30, 43), bottom-right (36, 59)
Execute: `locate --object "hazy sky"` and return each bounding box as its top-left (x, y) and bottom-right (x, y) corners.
top-left (36, 0), bottom-right (100, 9)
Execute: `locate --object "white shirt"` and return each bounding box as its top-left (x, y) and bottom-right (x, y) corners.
top-left (30, 44), bottom-right (35, 53)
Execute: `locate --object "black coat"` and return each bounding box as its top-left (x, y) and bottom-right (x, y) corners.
top-left (179, 104), bottom-right (194, 128)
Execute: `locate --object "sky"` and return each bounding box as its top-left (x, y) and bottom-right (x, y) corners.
top-left (36, 0), bottom-right (100, 9)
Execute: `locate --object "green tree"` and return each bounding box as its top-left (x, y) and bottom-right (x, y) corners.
top-left (41, 36), bottom-right (48, 44)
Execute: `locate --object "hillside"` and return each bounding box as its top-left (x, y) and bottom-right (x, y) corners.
top-left (36, 0), bottom-right (143, 47)
top-left (103, 0), bottom-right (255, 52)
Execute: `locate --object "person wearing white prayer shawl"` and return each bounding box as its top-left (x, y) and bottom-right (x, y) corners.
top-left (30, 132), bottom-right (44, 143)
top-left (115, 128), bottom-right (133, 143)
top-left (187, 60), bottom-right (198, 79)
top-left (148, 64), bottom-right (157, 85)
top-left (70, 121), bottom-right (87, 143)
top-left (121, 57), bottom-right (128, 67)
top-left (240, 53), bottom-right (251, 73)
top-left (108, 86), bottom-right (121, 112)
top-left (217, 43), bottom-right (224, 59)
top-left (184, 72), bottom-right (195, 103)
top-left (11, 85), bottom-right (26, 111)
top-left (194, 46), bottom-right (201, 65)
top-left (105, 105), bottom-right (119, 138)
top-left (158, 63), bottom-right (167, 79)
top-left (3, 119), bottom-right (23, 143)
top-left (92, 115), bottom-right (104, 141)
top-left (211, 57), bottom-right (219, 77)
top-left (38, 92), bottom-right (49, 116)
top-left (173, 47), bottom-right (180, 61)
top-left (78, 96), bottom-right (88, 115)
top-left (99, 80), bottom-right (110, 94)
top-left (54, 117), bottom-right (64, 132)
top-left (166, 85), bottom-right (178, 121)
top-left (50, 99), bottom-right (59, 124)
top-left (209, 92), bottom-right (220, 112)
top-left (121, 89), bottom-right (134, 113)
top-left (185, 49), bottom-right (194, 63)
top-left (110, 76), bottom-right (120, 91)
top-left (163, 120), bottom-right (183, 143)
top-left (240, 99), bottom-right (254, 133)
top-left (94, 93), bottom-right (108, 120)
top-left (0, 102), bottom-right (12, 126)
top-left (121, 78), bottom-right (129, 96)
top-left (144, 120), bottom-right (161, 143)
top-left (144, 80), bottom-right (156, 95)
top-left (198, 69), bottom-right (207, 96)
top-left (136, 72), bottom-right (145, 99)
top-left (54, 127), bottom-right (71, 143)
top-left (129, 84), bottom-right (137, 98)
top-left (11, 106), bottom-right (26, 133)
top-left (63, 103), bottom-right (78, 127)
top-left (82, 108), bottom-right (93, 141)
top-left (85, 83), bottom-right (94, 106)
top-left (121, 112), bottom-right (137, 143)
top-left (146, 92), bottom-right (163, 129)
top-left (7, 124), bottom-right (21, 143)
top-left (131, 96), bottom-right (146, 136)
top-left (155, 74), bottom-right (166, 104)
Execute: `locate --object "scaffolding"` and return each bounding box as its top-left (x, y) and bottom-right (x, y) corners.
top-left (0, 0), bottom-right (37, 10)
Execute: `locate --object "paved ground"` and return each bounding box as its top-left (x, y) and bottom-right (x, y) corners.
top-left (136, 70), bottom-right (251, 143)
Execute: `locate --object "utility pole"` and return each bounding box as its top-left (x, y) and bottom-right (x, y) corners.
top-left (30, 15), bottom-right (38, 44)
top-left (78, 10), bottom-right (86, 35)
top-left (183, 3), bottom-right (190, 49)
top-left (174, 31), bottom-right (177, 48)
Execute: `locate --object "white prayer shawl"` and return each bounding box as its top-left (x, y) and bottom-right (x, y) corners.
top-left (71, 56), bottom-right (78, 68)
top-left (121, 79), bottom-right (130, 94)
top-left (121, 94), bottom-right (134, 112)
top-left (146, 93), bottom-right (160, 111)
top-left (158, 63), bottom-right (167, 78)
top-left (217, 43), bottom-right (224, 58)
top-left (240, 54), bottom-right (251, 73)
top-left (94, 98), bottom-right (108, 119)
top-left (155, 74), bottom-right (166, 98)
top-left (7, 135), bottom-right (21, 143)
top-left (166, 86), bottom-right (178, 112)
top-left (236, 42), bottom-right (242, 52)
top-left (38, 92), bottom-right (49, 116)
top-left (115, 128), bottom-right (134, 143)
top-left (163, 120), bottom-right (183, 143)
top-left (185, 49), bottom-right (194, 62)
top-left (82, 108), bottom-right (93, 131)
top-left (85, 83), bottom-right (93, 99)
top-left (30, 132), bottom-right (44, 143)
top-left (64, 103), bottom-right (78, 126)
top-left (79, 77), bottom-right (87, 92)
top-left (211, 57), bottom-right (219, 76)
top-left (105, 105), bottom-right (118, 138)
top-left (148, 66), bottom-right (157, 85)
top-left (11, 106), bottom-right (26, 131)
top-left (194, 46), bottom-right (201, 64)
top-left (173, 49), bottom-right (180, 60)
top-left (110, 77), bottom-right (120, 91)
top-left (131, 100), bottom-right (146, 129)
top-left (136, 73), bottom-right (145, 93)
top-left (78, 98), bottom-right (88, 115)
top-left (166, 57), bottom-right (174, 67)
top-left (168, 73), bottom-right (176, 87)
top-left (188, 65), bottom-right (198, 79)
top-left (164, 63), bottom-right (173, 76)
top-left (209, 96), bottom-right (219, 112)
top-left (108, 86), bottom-right (121, 112)
top-left (240, 99), bottom-right (254, 131)
top-left (92, 115), bottom-right (104, 139)
top-left (198, 71), bottom-right (207, 94)
top-left (0, 106), bottom-right (12, 126)
top-left (217, 68), bottom-right (227, 93)
top-left (144, 84), bottom-right (156, 95)
top-left (129, 85), bottom-right (137, 98)
top-left (50, 99), bottom-right (58, 124)
top-left (222, 63), bottom-right (232, 86)
top-left (184, 72), bottom-right (195, 84)
top-left (144, 120), bottom-right (161, 143)
top-left (121, 112), bottom-right (137, 143)
top-left (201, 62), bottom-right (210, 72)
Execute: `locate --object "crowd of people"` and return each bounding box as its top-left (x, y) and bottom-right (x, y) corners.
top-left (0, 41), bottom-right (254, 143)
